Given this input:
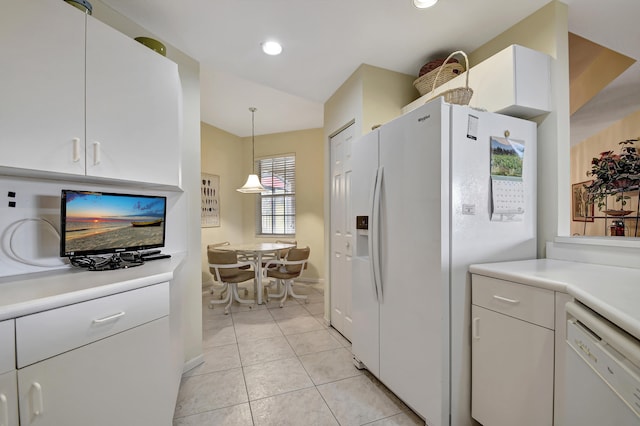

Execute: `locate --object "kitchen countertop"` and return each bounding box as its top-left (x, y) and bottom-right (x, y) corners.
top-left (469, 258), bottom-right (640, 341)
top-left (0, 253), bottom-right (185, 321)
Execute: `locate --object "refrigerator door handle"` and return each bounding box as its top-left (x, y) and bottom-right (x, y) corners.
top-left (371, 166), bottom-right (384, 300)
top-left (368, 167), bottom-right (379, 301)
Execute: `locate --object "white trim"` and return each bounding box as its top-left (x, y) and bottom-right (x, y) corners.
top-left (182, 354), bottom-right (204, 375)
top-left (295, 277), bottom-right (324, 284)
top-left (547, 237), bottom-right (640, 269)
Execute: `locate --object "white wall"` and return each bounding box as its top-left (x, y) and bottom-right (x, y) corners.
top-left (89, 0), bottom-right (204, 375)
top-left (470, 1), bottom-right (570, 256)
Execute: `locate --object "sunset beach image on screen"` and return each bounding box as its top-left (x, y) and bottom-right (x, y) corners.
top-left (61, 190), bottom-right (167, 256)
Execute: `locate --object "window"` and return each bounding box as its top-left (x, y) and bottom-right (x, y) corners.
top-left (256, 155), bottom-right (295, 235)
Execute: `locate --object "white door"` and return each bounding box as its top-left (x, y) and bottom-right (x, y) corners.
top-left (471, 305), bottom-right (554, 426)
top-left (85, 18), bottom-right (181, 186)
top-left (377, 100), bottom-right (449, 423)
top-left (350, 130), bottom-right (381, 377)
top-left (0, 371), bottom-right (19, 426)
top-left (0, 0), bottom-right (86, 176)
top-left (18, 318), bottom-right (171, 426)
top-left (330, 124), bottom-right (354, 340)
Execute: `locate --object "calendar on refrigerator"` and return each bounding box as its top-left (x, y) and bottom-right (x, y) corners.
top-left (489, 136), bottom-right (526, 221)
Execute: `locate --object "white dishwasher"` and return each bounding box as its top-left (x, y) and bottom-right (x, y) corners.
top-left (565, 301), bottom-right (640, 426)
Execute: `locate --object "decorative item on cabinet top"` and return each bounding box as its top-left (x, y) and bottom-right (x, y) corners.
top-left (64, 0), bottom-right (92, 14)
top-left (134, 37), bottom-right (167, 57)
top-left (413, 56), bottom-right (463, 96)
top-left (424, 51), bottom-right (473, 105)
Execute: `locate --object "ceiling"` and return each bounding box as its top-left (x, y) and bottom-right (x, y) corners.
top-left (99, 0), bottom-right (640, 142)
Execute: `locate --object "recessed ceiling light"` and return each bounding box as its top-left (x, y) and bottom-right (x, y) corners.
top-left (262, 41), bottom-right (282, 56)
top-left (413, 0), bottom-right (438, 8)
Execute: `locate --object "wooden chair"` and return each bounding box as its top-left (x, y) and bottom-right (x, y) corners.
top-left (208, 249), bottom-right (256, 314)
top-left (263, 246), bottom-right (310, 308)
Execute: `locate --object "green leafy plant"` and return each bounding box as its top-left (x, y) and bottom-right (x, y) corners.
top-left (585, 139), bottom-right (640, 210)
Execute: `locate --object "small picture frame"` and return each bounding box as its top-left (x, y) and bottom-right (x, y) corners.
top-left (572, 181), bottom-right (594, 222)
top-left (201, 173), bottom-right (220, 227)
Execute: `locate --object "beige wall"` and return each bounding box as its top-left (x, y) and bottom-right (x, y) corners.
top-left (239, 128), bottom-right (326, 281)
top-left (362, 65), bottom-right (417, 133)
top-left (471, 1), bottom-right (570, 256)
top-left (324, 64), bottom-right (417, 139)
top-left (200, 125), bottom-right (325, 283)
top-left (200, 124), bottom-right (246, 284)
top-left (324, 65), bottom-right (364, 137)
top-left (571, 109), bottom-right (640, 236)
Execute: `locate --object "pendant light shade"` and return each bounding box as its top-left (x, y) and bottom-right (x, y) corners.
top-left (237, 107), bottom-right (266, 193)
top-left (237, 173), bottom-right (265, 193)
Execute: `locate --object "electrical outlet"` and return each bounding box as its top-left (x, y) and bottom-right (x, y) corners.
top-left (8, 191), bottom-right (16, 198)
top-left (8, 201), bottom-right (16, 207)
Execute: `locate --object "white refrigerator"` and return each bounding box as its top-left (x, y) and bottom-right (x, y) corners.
top-left (351, 98), bottom-right (537, 426)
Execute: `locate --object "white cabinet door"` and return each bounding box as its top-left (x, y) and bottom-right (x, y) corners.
top-left (0, 0), bottom-right (85, 175)
top-left (18, 317), bottom-right (171, 426)
top-left (0, 371), bottom-right (18, 426)
top-left (86, 18), bottom-right (181, 187)
top-left (471, 305), bottom-right (554, 426)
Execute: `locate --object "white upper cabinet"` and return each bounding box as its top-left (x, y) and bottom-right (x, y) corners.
top-left (403, 45), bottom-right (551, 119)
top-left (85, 18), bottom-right (181, 187)
top-left (0, 0), bottom-right (86, 176)
top-left (0, 0), bottom-right (181, 188)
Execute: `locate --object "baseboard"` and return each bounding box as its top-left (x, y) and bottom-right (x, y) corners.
top-left (182, 354), bottom-right (204, 375)
top-left (295, 277), bottom-right (324, 284)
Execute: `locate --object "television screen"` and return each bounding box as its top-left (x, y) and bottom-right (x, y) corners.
top-left (60, 190), bottom-right (167, 257)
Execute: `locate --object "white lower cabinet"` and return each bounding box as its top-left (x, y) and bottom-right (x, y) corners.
top-left (471, 275), bottom-right (555, 426)
top-left (0, 371), bottom-right (18, 426)
top-left (17, 317), bottom-right (170, 426)
top-left (0, 319), bottom-right (17, 426)
top-left (15, 282), bottom-right (171, 426)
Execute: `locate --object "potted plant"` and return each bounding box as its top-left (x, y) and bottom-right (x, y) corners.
top-left (584, 138), bottom-right (640, 213)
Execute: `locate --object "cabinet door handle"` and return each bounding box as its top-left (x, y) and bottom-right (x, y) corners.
top-left (472, 317), bottom-right (480, 339)
top-left (493, 295), bottom-right (520, 304)
top-left (31, 382), bottom-right (43, 417)
top-left (72, 137), bottom-right (81, 162)
top-left (93, 141), bottom-right (101, 165)
top-left (92, 311), bottom-right (125, 324)
top-left (1, 393), bottom-right (8, 426)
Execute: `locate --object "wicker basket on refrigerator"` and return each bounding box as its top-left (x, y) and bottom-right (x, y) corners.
top-left (413, 59), bottom-right (464, 96)
top-left (426, 50), bottom-right (473, 105)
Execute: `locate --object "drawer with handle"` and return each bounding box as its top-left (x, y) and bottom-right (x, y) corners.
top-left (16, 282), bottom-right (169, 368)
top-left (471, 275), bottom-right (554, 329)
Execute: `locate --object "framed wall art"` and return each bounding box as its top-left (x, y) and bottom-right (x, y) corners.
top-left (201, 173), bottom-right (220, 227)
top-left (572, 180), bottom-right (594, 222)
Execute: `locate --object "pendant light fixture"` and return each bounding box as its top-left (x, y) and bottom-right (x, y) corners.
top-left (413, 0), bottom-right (438, 8)
top-left (237, 107), bottom-right (266, 193)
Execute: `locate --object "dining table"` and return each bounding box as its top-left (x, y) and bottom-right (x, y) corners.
top-left (220, 242), bottom-right (296, 304)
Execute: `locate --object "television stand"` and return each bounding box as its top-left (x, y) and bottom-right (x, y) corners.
top-left (69, 253), bottom-right (144, 271)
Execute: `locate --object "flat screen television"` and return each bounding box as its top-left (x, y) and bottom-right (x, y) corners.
top-left (60, 190), bottom-right (167, 257)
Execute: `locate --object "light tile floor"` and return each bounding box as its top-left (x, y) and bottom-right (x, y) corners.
top-left (173, 284), bottom-right (423, 426)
